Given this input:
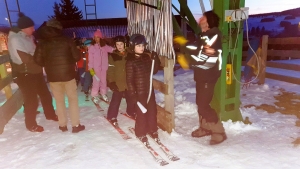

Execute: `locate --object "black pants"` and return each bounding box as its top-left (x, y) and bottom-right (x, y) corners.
top-left (107, 90), bottom-right (136, 120)
top-left (195, 82), bottom-right (219, 123)
top-left (135, 90), bottom-right (158, 137)
top-left (16, 73), bottom-right (55, 129)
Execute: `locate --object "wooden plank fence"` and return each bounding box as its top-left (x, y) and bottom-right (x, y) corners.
top-left (243, 36), bottom-right (300, 84)
top-left (0, 54), bottom-right (23, 134)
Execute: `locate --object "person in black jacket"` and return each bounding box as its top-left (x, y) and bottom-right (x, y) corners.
top-left (33, 19), bottom-right (85, 133)
top-left (189, 11), bottom-right (227, 145)
top-left (125, 34), bottom-right (160, 144)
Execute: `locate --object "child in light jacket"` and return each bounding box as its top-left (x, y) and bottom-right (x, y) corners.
top-left (88, 29), bottom-right (113, 104)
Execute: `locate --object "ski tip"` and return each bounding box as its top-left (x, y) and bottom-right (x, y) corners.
top-left (159, 161), bottom-right (169, 166)
top-left (170, 156), bottom-right (180, 161)
top-left (123, 136), bottom-right (132, 140)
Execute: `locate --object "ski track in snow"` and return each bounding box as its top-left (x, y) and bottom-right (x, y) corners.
top-left (0, 68), bottom-right (299, 169)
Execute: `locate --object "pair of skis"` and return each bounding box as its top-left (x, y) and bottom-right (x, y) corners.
top-left (128, 127), bottom-right (180, 166)
top-left (104, 116), bottom-right (132, 140)
top-left (93, 98), bottom-right (132, 140)
top-left (91, 96), bottom-right (111, 112)
top-left (93, 100), bottom-right (179, 166)
top-left (122, 112), bottom-right (180, 164)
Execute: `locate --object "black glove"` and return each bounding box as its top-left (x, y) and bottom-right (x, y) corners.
top-left (109, 82), bottom-right (119, 92)
top-left (151, 51), bottom-right (158, 60)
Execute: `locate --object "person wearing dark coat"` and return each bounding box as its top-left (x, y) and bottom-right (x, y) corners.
top-left (106, 36), bottom-right (136, 125)
top-left (189, 10), bottom-right (227, 145)
top-left (33, 19), bottom-right (85, 133)
top-left (125, 34), bottom-right (160, 144)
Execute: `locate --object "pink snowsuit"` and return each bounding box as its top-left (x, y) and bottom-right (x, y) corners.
top-left (88, 44), bottom-right (113, 97)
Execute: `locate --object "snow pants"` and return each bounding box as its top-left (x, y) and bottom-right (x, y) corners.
top-left (16, 73), bottom-right (56, 129)
top-left (195, 82), bottom-right (219, 123)
top-left (107, 90), bottom-right (136, 120)
top-left (91, 69), bottom-right (107, 97)
top-left (135, 90), bottom-right (158, 137)
top-left (77, 68), bottom-right (85, 86)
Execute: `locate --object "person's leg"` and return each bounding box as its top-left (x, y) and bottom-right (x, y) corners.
top-left (194, 82), bottom-right (226, 144)
top-left (134, 94), bottom-right (148, 138)
top-left (82, 72), bottom-right (92, 93)
top-left (195, 82), bottom-right (218, 123)
top-left (107, 91), bottom-right (123, 120)
top-left (98, 70), bottom-right (107, 95)
top-left (124, 90), bottom-right (136, 117)
top-left (78, 68), bottom-right (85, 86)
top-left (146, 90), bottom-right (158, 134)
top-left (64, 79), bottom-right (80, 127)
top-left (49, 82), bottom-right (67, 127)
top-left (91, 76), bottom-right (100, 97)
top-left (35, 73), bottom-right (56, 120)
top-left (17, 74), bottom-right (40, 130)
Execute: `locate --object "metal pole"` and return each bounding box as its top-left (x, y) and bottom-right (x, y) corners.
top-left (180, 0), bottom-right (187, 38)
top-left (199, 0), bottom-right (205, 13)
top-left (16, 0), bottom-right (20, 12)
top-left (4, 0), bottom-right (12, 27)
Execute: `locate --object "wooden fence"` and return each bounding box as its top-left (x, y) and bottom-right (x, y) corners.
top-left (0, 54), bottom-right (23, 134)
top-left (152, 57), bottom-right (175, 133)
top-left (243, 36), bottom-right (300, 85)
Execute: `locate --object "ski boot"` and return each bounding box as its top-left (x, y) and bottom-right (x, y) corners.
top-left (92, 96), bottom-right (100, 104)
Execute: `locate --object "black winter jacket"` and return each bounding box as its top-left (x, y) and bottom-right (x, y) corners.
top-left (33, 26), bottom-right (80, 82)
top-left (191, 27), bottom-right (223, 83)
top-left (125, 51), bottom-right (160, 102)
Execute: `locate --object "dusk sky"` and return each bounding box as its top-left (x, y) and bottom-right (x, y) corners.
top-left (0, 0), bottom-right (299, 27)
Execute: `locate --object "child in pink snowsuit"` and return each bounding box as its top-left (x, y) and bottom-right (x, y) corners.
top-left (88, 29), bottom-right (113, 103)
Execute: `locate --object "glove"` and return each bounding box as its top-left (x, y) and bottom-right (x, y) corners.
top-left (109, 82), bottom-right (119, 92)
top-left (89, 68), bottom-right (95, 76)
top-left (202, 46), bottom-right (216, 56)
top-left (151, 51), bottom-right (158, 60)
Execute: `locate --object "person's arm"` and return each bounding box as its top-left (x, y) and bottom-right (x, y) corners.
top-left (9, 37), bottom-right (30, 64)
top-left (69, 39), bottom-right (80, 62)
top-left (33, 43), bottom-right (44, 66)
top-left (150, 51), bottom-right (161, 74)
top-left (107, 54), bottom-right (115, 83)
top-left (107, 53), bottom-right (119, 91)
top-left (88, 46), bottom-right (94, 70)
top-left (125, 60), bottom-right (136, 95)
top-left (104, 45), bottom-right (114, 53)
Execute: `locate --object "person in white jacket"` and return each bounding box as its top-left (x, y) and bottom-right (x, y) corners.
top-left (8, 13), bottom-right (57, 132)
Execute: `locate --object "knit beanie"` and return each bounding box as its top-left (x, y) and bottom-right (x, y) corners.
top-left (94, 29), bottom-right (103, 38)
top-left (46, 18), bottom-right (63, 30)
top-left (17, 12), bottom-right (34, 29)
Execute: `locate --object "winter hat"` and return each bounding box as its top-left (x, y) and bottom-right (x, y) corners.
top-left (129, 34), bottom-right (147, 46)
top-left (94, 29), bottom-right (103, 38)
top-left (46, 18), bottom-right (63, 30)
top-left (114, 35), bottom-right (126, 43)
top-left (83, 39), bottom-right (92, 46)
top-left (17, 12), bottom-right (34, 29)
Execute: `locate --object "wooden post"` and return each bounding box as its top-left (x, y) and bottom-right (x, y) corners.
top-left (164, 58), bottom-right (175, 129)
top-left (260, 35), bottom-right (268, 84)
top-left (0, 63), bottom-right (12, 99)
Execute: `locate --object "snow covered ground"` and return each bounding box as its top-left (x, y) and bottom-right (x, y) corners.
top-left (0, 66), bottom-right (300, 169)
